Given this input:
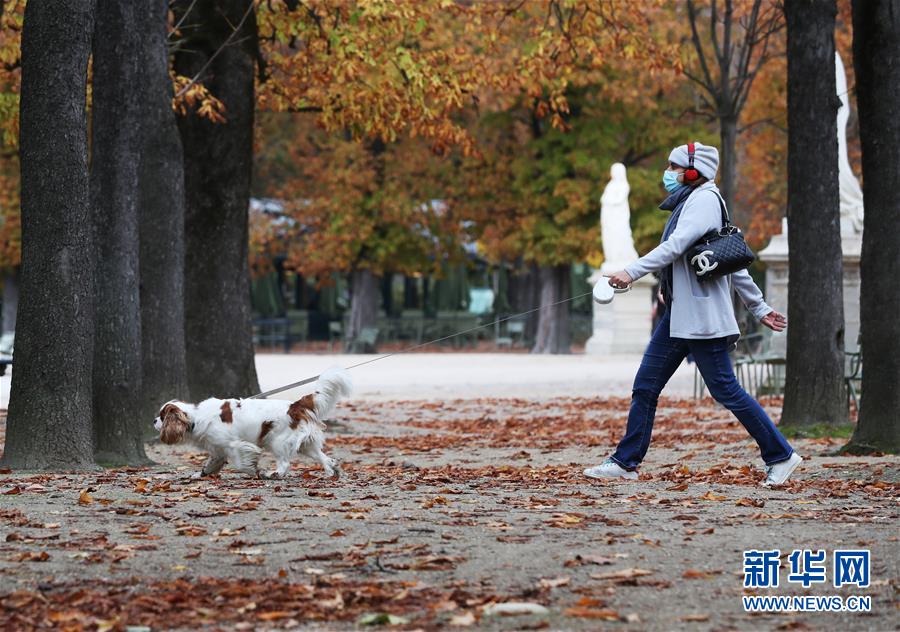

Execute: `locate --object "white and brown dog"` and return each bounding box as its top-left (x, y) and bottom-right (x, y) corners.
top-left (153, 368), bottom-right (351, 479)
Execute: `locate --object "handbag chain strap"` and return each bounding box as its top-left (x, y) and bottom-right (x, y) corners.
top-left (713, 191), bottom-right (731, 227)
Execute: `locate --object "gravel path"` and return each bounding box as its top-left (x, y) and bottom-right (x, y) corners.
top-left (0, 395), bottom-right (897, 630)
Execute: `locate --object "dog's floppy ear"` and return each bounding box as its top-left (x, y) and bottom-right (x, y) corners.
top-left (159, 403), bottom-right (190, 445)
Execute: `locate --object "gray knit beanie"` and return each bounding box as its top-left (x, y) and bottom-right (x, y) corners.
top-left (668, 141), bottom-right (719, 180)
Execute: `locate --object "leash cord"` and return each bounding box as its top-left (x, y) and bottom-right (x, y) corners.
top-left (249, 290), bottom-right (594, 399)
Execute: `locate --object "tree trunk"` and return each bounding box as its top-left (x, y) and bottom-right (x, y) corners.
top-left (2, 268), bottom-right (18, 335)
top-left (403, 276), bottom-right (419, 309)
top-left (509, 261), bottom-right (540, 344)
top-left (844, 0), bottom-right (900, 454)
top-left (781, 0), bottom-right (846, 427)
top-left (1, 0), bottom-right (95, 470)
top-left (381, 272), bottom-right (395, 316)
top-left (346, 268), bottom-right (378, 352)
top-left (90, 0), bottom-right (147, 465)
top-left (719, 115), bottom-right (738, 222)
top-left (531, 264), bottom-right (571, 354)
top-left (138, 0), bottom-right (189, 419)
top-left (174, 0), bottom-right (260, 399)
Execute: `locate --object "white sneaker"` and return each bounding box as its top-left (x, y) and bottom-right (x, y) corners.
top-left (762, 453), bottom-right (803, 487)
top-left (584, 458), bottom-right (638, 480)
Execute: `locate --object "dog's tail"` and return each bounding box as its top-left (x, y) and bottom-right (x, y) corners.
top-left (313, 367), bottom-right (353, 420)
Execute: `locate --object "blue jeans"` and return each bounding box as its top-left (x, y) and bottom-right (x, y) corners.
top-left (610, 313), bottom-right (794, 470)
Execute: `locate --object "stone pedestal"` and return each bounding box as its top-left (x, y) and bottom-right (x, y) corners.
top-left (758, 218), bottom-right (861, 355)
top-left (585, 268), bottom-right (654, 355)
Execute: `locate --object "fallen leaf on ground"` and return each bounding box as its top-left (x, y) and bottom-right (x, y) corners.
top-left (483, 602), bottom-right (549, 616)
top-left (565, 554), bottom-right (615, 567)
top-left (682, 613), bottom-right (710, 622)
top-left (538, 576), bottom-right (570, 589)
top-left (358, 613), bottom-right (409, 625)
top-left (449, 611), bottom-right (476, 626)
top-left (257, 611), bottom-right (294, 621)
top-left (590, 568), bottom-right (653, 581)
top-left (564, 607), bottom-right (621, 620)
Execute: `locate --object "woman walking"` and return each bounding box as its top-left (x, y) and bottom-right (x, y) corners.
top-left (584, 141), bottom-right (802, 487)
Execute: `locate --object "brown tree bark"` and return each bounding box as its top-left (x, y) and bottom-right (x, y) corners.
top-left (844, 0), bottom-right (900, 453)
top-left (531, 264), bottom-right (571, 354)
top-left (174, 0), bottom-right (260, 399)
top-left (138, 0), bottom-right (190, 419)
top-left (1, 0), bottom-right (95, 470)
top-left (90, 0), bottom-right (148, 465)
top-left (781, 0), bottom-right (846, 427)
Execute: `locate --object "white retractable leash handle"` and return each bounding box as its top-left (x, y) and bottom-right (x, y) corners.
top-left (592, 277), bottom-right (631, 304)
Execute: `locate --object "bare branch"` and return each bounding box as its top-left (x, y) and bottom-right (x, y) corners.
top-left (731, 0), bottom-right (763, 110)
top-left (285, 105), bottom-right (325, 113)
top-left (686, 0), bottom-right (716, 93)
top-left (732, 2), bottom-right (756, 95)
top-left (738, 117), bottom-right (787, 134)
top-left (170, 0), bottom-right (199, 38)
top-left (710, 0), bottom-right (723, 65)
top-left (175, 0), bottom-right (256, 99)
top-left (722, 0), bottom-right (735, 82)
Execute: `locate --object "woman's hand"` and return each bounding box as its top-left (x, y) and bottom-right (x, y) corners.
top-left (606, 270), bottom-right (633, 290)
top-left (760, 310), bottom-right (787, 332)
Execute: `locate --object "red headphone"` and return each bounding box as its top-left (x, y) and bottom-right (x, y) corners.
top-left (683, 142), bottom-right (700, 183)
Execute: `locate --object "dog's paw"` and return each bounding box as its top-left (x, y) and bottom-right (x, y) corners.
top-left (228, 440), bottom-right (262, 473)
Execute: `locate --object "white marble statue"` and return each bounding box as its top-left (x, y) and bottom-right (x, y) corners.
top-left (836, 51), bottom-right (864, 235)
top-left (599, 162), bottom-right (639, 274)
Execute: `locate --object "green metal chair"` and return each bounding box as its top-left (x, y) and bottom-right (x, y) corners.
top-left (347, 326), bottom-right (379, 353)
top-left (496, 319), bottom-right (525, 349)
top-left (845, 347), bottom-right (863, 412)
top-left (328, 321), bottom-right (343, 352)
top-left (286, 309), bottom-right (308, 349)
top-left (693, 330), bottom-right (785, 399)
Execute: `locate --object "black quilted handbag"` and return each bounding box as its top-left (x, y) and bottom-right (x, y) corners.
top-left (689, 193), bottom-right (755, 281)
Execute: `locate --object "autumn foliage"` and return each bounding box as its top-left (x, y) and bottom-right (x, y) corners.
top-left (0, 0), bottom-right (865, 278)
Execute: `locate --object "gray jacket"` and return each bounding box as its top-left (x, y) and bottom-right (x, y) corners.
top-left (624, 182), bottom-right (772, 342)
